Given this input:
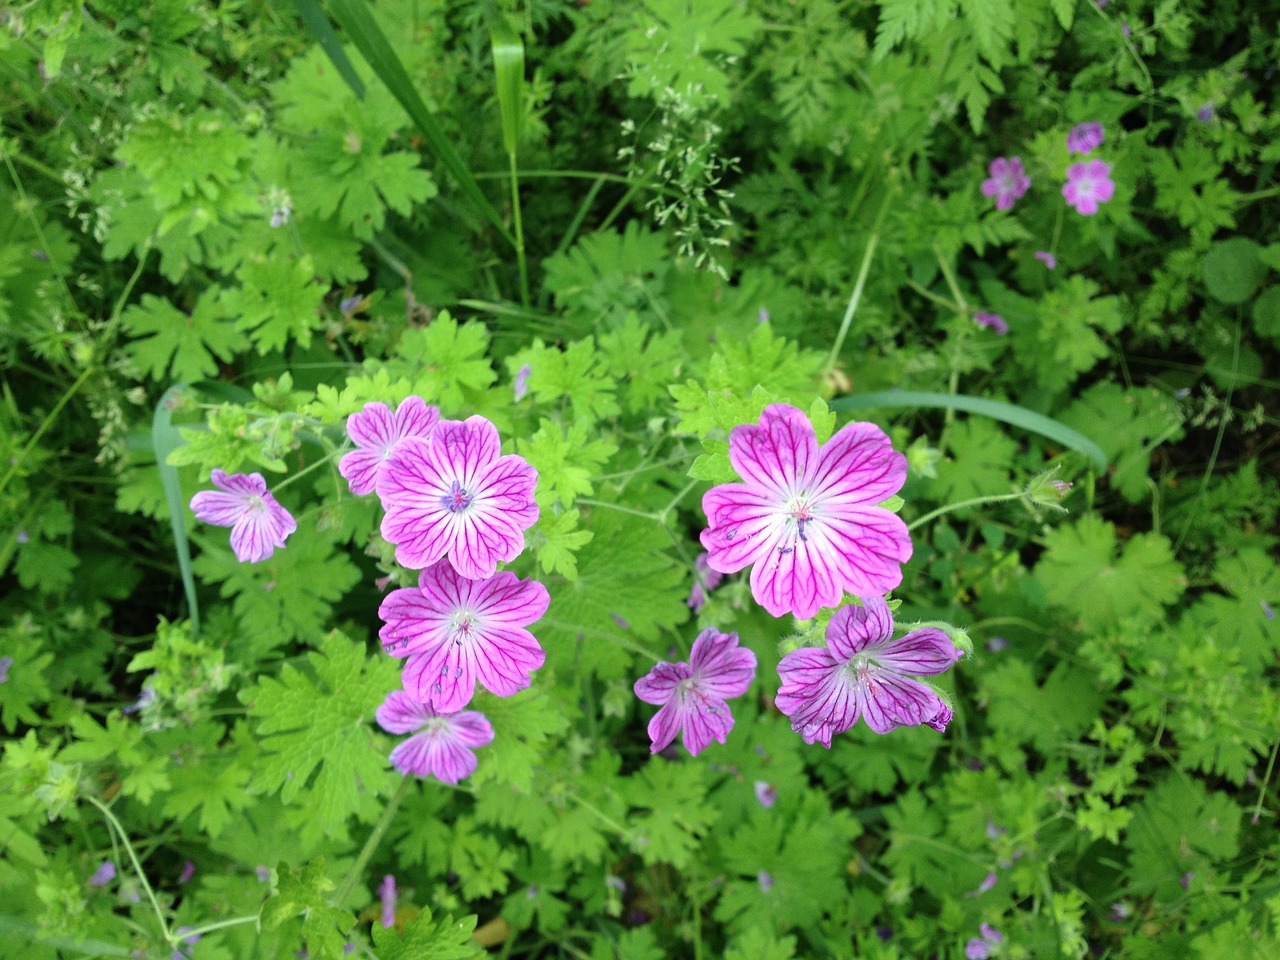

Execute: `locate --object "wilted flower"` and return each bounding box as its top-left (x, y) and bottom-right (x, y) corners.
top-left (974, 312), bottom-right (1009, 335)
top-left (633, 628), bottom-right (757, 756)
top-left (1066, 121), bottom-right (1105, 155)
top-left (190, 470), bottom-right (297, 564)
top-left (513, 363), bottom-right (532, 403)
top-left (980, 157), bottom-right (1031, 211)
top-left (0, 655), bottom-right (12, 684)
top-left (88, 861), bottom-right (116, 888)
top-left (1034, 250), bottom-right (1057, 269)
top-left (686, 552), bottom-right (724, 612)
top-left (753, 781), bottom-right (778, 807)
top-left (965, 923), bottom-right (1003, 959)
top-left (178, 860), bottom-right (196, 884)
top-left (379, 874), bottom-right (397, 927)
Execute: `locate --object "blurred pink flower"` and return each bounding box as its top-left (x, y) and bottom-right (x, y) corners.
top-left (980, 157), bottom-right (1031, 211)
top-left (1063, 159), bottom-right (1116, 215)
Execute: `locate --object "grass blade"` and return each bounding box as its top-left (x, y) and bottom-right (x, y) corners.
top-left (152, 386), bottom-right (200, 635)
top-left (320, 0), bottom-right (515, 247)
top-left (294, 0), bottom-right (365, 98)
top-left (829, 390), bottom-right (1108, 471)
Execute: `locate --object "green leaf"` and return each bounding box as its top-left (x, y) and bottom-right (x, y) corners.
top-left (932, 417), bottom-right (1018, 505)
top-left (1126, 777), bottom-right (1242, 901)
top-left (371, 906), bottom-right (483, 960)
top-left (152, 386), bottom-right (200, 632)
top-left (623, 760), bottom-right (719, 869)
top-left (830, 391), bottom-right (1108, 470)
top-left (1035, 514), bottom-right (1186, 630)
top-left (1202, 237), bottom-right (1266, 304)
top-left (261, 859), bottom-right (355, 960)
top-left (531, 508), bottom-right (594, 581)
top-left (224, 254), bottom-right (327, 354)
top-left (240, 630), bottom-right (399, 833)
top-left (1252, 286), bottom-right (1280, 342)
top-left (471, 689), bottom-right (571, 793)
top-left (123, 291), bottom-right (245, 382)
top-left (394, 312), bottom-right (497, 411)
top-left (518, 419), bottom-right (618, 510)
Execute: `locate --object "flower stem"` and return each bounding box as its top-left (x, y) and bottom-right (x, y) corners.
top-left (86, 796), bottom-right (170, 941)
top-left (906, 492), bottom-right (1027, 533)
top-left (169, 914), bottom-right (260, 940)
top-left (333, 777), bottom-right (412, 909)
top-left (509, 149), bottom-right (531, 308)
top-left (825, 188), bottom-right (893, 378)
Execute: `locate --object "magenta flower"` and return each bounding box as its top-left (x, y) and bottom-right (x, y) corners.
top-left (190, 470), bottom-right (297, 563)
top-left (1066, 121), bottom-right (1105, 155)
top-left (686, 552), bottom-right (725, 612)
top-left (379, 560), bottom-right (549, 712)
top-left (378, 416), bottom-right (539, 580)
top-left (700, 404), bottom-right (912, 620)
top-left (375, 690), bottom-right (494, 783)
top-left (974, 312), bottom-right (1009, 335)
top-left (339, 396), bottom-right (440, 496)
top-left (775, 595), bottom-right (959, 746)
top-left (379, 874), bottom-right (397, 927)
top-left (965, 923), bottom-right (1004, 959)
top-left (633, 628), bottom-right (757, 756)
top-left (1034, 250), bottom-right (1057, 270)
top-left (1063, 159), bottom-right (1115, 215)
top-left (980, 157), bottom-right (1030, 211)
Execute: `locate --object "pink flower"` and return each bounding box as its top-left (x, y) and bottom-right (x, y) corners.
top-left (1066, 121), bottom-right (1105, 155)
top-left (633, 628), bottom-right (757, 756)
top-left (379, 560), bottom-right (549, 712)
top-left (775, 595), bottom-right (959, 746)
top-left (686, 552), bottom-right (724, 612)
top-left (1034, 250), bottom-right (1057, 269)
top-left (754, 781), bottom-right (778, 807)
top-left (375, 690), bottom-right (494, 783)
top-left (1063, 159), bottom-right (1115, 215)
top-left (190, 470), bottom-right (298, 563)
top-left (700, 404), bottom-right (912, 620)
top-left (974, 312), bottom-right (1009, 335)
top-left (378, 416), bottom-right (539, 580)
top-left (980, 156), bottom-right (1031, 211)
top-left (339, 396), bottom-right (440, 496)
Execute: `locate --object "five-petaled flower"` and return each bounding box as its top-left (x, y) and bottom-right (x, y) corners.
top-left (1066, 121), bottom-right (1105, 155)
top-left (633, 628), bottom-right (757, 756)
top-left (375, 690), bottom-right (494, 783)
top-left (379, 560), bottom-right (549, 712)
top-left (980, 157), bottom-right (1031, 211)
top-left (190, 470), bottom-right (297, 563)
top-left (339, 396), bottom-right (440, 496)
top-left (378, 416), bottom-right (539, 580)
top-left (1063, 159), bottom-right (1115, 216)
top-left (775, 595), bottom-right (959, 746)
top-left (700, 404), bottom-right (912, 619)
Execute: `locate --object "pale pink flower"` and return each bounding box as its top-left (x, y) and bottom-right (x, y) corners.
top-left (379, 560), bottom-right (549, 712)
top-left (190, 470), bottom-right (297, 563)
top-left (1063, 159), bottom-right (1115, 215)
top-left (378, 416), bottom-right (539, 580)
top-left (1066, 121), bottom-right (1105, 155)
top-left (980, 157), bottom-right (1030, 211)
top-left (339, 396), bottom-right (440, 496)
top-left (700, 404), bottom-right (912, 620)
top-left (633, 628), bottom-right (757, 756)
top-left (375, 690), bottom-right (494, 783)
top-left (775, 596), bottom-right (959, 746)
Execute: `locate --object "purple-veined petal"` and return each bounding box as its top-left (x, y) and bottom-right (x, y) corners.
top-left (727, 404), bottom-right (818, 499)
top-left (775, 646), bottom-right (858, 737)
top-left (679, 694), bottom-right (735, 755)
top-left (210, 468), bottom-right (266, 497)
top-left (401, 642), bottom-right (478, 713)
top-left (339, 449), bottom-right (387, 496)
top-left (824, 596), bottom-right (896, 660)
top-left (190, 490), bottom-right (250, 528)
top-left (807, 422), bottom-right (908, 505)
top-left (375, 690), bottom-right (434, 734)
top-left (431, 417), bottom-right (502, 490)
top-left (389, 730), bottom-right (479, 783)
top-left (393, 395), bottom-right (440, 441)
top-left (346, 401), bottom-right (397, 450)
top-left (471, 624), bottom-right (546, 699)
top-left (873, 627), bottom-right (959, 676)
top-left (449, 710), bottom-right (496, 749)
top-left (700, 484), bottom-right (777, 573)
top-left (747, 533), bottom-right (844, 619)
top-left (645, 698), bottom-right (687, 753)
top-left (816, 508), bottom-right (912, 596)
top-left (688, 628), bottom-right (756, 701)
top-left (634, 662), bottom-right (692, 705)
top-left (855, 671), bottom-right (947, 734)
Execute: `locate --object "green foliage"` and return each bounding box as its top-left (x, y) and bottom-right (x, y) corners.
top-left (261, 859), bottom-right (355, 960)
top-left (241, 631), bottom-right (400, 837)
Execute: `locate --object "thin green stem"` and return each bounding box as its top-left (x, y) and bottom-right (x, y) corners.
top-left (86, 796), bottom-right (169, 941)
top-left (657, 478), bottom-right (700, 519)
top-left (906, 492), bottom-right (1027, 533)
top-left (0, 365), bottom-right (94, 496)
top-left (170, 914), bottom-right (260, 940)
top-left (824, 188), bottom-right (893, 377)
top-left (333, 777), bottom-right (412, 908)
top-left (933, 245), bottom-right (969, 312)
top-left (508, 150), bottom-right (531, 307)
top-left (1251, 737), bottom-right (1279, 826)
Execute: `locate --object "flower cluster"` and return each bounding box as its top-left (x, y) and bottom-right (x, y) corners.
top-left (339, 397), bottom-right (544, 783)
top-left (188, 395), bottom-right (545, 785)
top-left (635, 403), bottom-right (963, 756)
